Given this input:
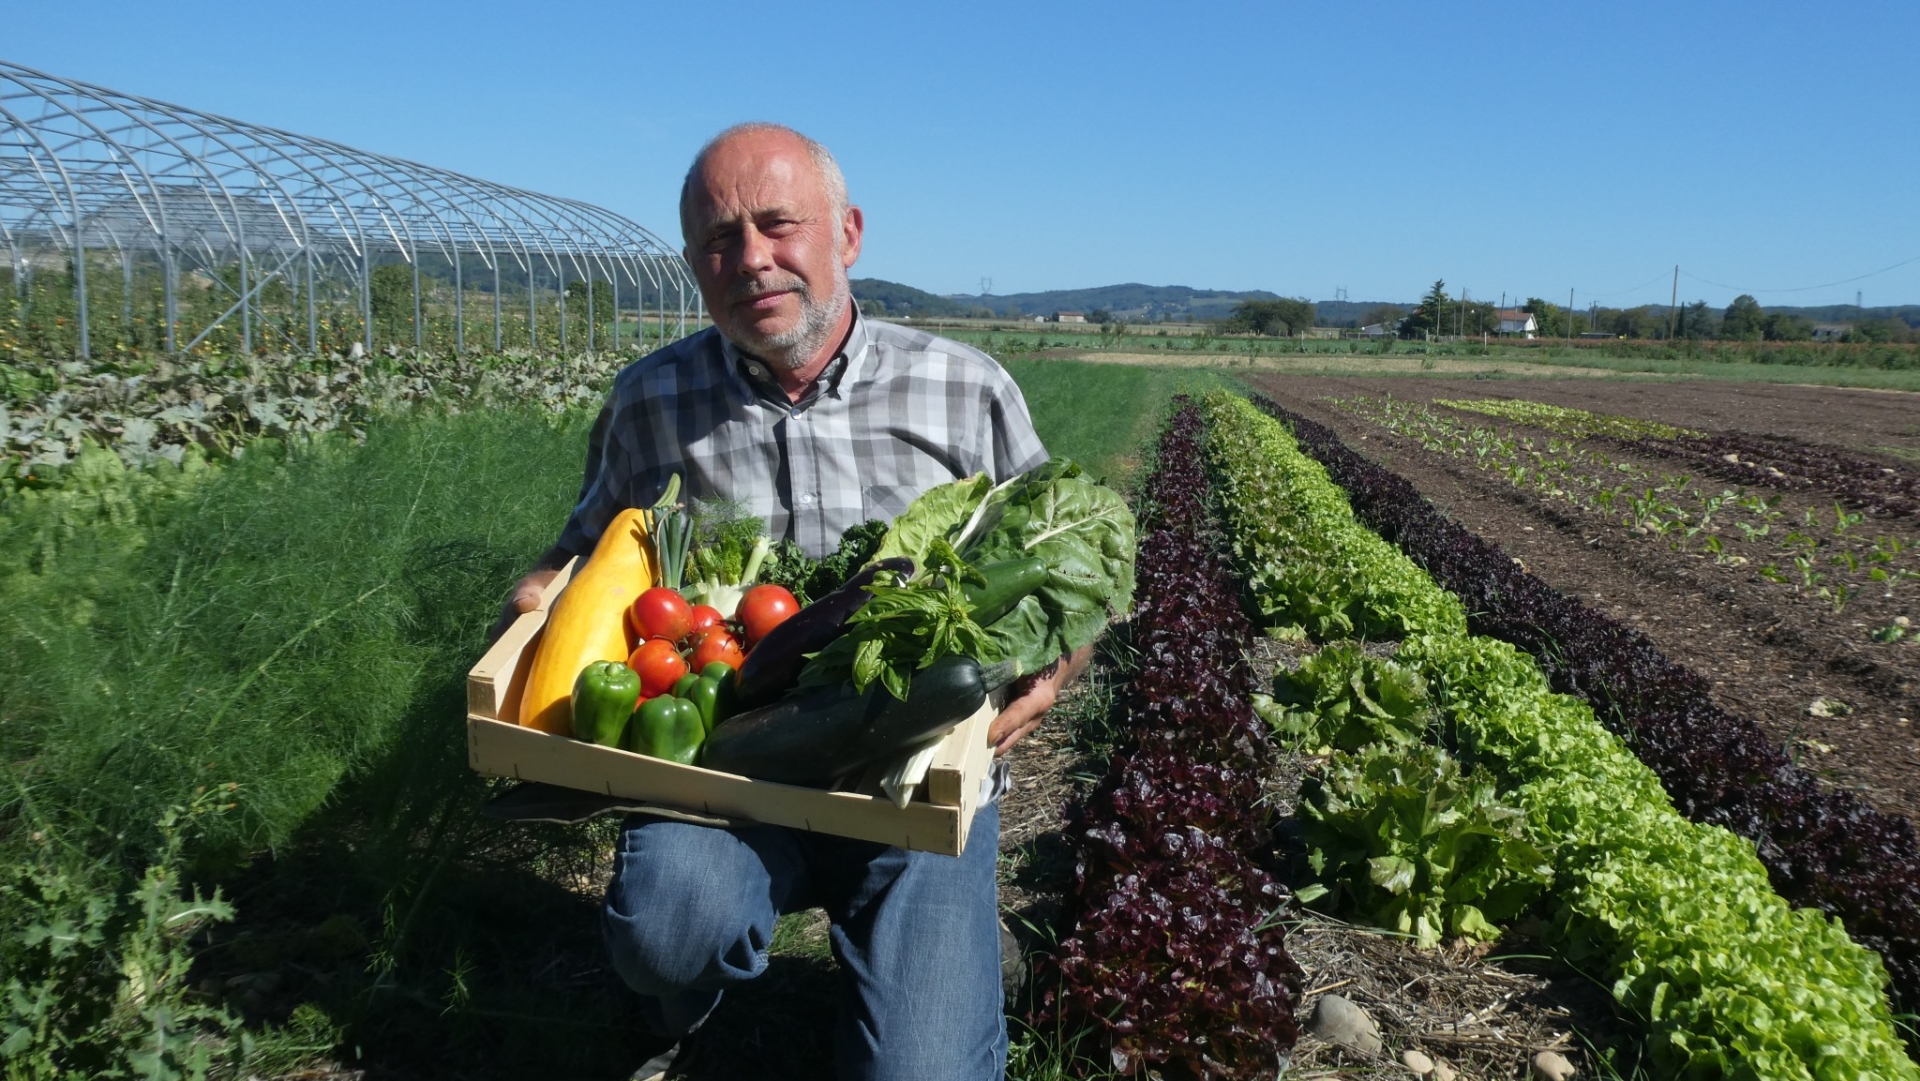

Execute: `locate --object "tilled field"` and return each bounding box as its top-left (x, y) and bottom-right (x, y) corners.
top-left (1249, 375), bottom-right (1920, 825)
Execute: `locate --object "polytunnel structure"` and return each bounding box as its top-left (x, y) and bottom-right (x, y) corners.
top-left (0, 59), bottom-right (701, 358)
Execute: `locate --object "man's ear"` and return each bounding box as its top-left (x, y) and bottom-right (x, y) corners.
top-left (840, 205), bottom-right (864, 269)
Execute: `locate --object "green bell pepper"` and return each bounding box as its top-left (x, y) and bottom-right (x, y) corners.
top-left (686, 675), bottom-right (728, 735)
top-left (571, 661), bottom-right (641, 747)
top-left (671, 672), bottom-right (701, 699)
top-left (628, 694), bottom-right (705, 765)
top-left (700, 662), bottom-right (739, 732)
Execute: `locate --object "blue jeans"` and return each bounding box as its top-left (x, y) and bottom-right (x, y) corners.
top-left (602, 801), bottom-right (1005, 1081)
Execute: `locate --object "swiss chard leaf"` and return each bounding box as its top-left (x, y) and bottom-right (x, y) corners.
top-left (956, 459), bottom-right (1137, 676)
top-left (872, 474), bottom-right (994, 565)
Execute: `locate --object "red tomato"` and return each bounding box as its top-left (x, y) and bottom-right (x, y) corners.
top-left (689, 627), bottom-right (746, 672)
top-left (737, 584), bottom-right (801, 646)
top-left (626, 638), bottom-right (689, 698)
top-left (630, 588), bottom-right (692, 644)
top-left (686, 604), bottom-right (725, 640)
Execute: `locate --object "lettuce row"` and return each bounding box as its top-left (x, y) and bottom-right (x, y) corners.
top-left (1408, 633), bottom-right (1915, 1081)
top-left (1032, 400), bottom-right (1302, 1078)
top-left (1256, 393), bottom-right (1920, 1015)
top-left (1199, 392), bottom-right (1917, 1081)
top-left (1203, 395), bottom-right (1465, 640)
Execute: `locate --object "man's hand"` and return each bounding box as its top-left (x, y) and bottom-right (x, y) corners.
top-left (488, 567), bottom-right (560, 643)
top-left (489, 546), bottom-right (577, 643)
top-left (987, 643), bottom-right (1095, 757)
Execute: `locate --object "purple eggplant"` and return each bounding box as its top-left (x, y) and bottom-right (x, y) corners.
top-left (733, 557), bottom-right (914, 707)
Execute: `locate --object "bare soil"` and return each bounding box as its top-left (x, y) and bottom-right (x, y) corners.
top-left (1248, 374), bottom-right (1920, 823)
top-left (1373, 376), bottom-right (1920, 463)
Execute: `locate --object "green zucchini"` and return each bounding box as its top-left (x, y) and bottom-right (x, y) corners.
top-left (702, 654), bottom-right (1016, 786)
top-left (963, 557), bottom-right (1049, 626)
top-left (843, 654), bottom-right (1016, 765)
top-left (699, 682), bottom-right (868, 784)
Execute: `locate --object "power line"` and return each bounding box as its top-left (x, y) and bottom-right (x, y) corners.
top-left (1679, 254), bottom-right (1920, 296)
top-left (1586, 270), bottom-right (1674, 298)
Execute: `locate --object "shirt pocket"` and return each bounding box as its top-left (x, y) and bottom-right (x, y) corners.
top-left (861, 484), bottom-right (920, 523)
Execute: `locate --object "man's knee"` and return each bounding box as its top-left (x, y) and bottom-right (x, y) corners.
top-left (601, 819), bottom-right (781, 994)
top-left (842, 985), bottom-right (1006, 1081)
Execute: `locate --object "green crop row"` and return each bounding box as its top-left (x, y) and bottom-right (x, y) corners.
top-left (1204, 398), bottom-right (1465, 641)
top-left (1437, 397), bottom-right (1701, 441)
top-left (1332, 393), bottom-right (1920, 623)
top-left (1200, 392), bottom-right (1917, 1081)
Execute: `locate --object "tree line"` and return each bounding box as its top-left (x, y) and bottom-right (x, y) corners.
top-left (1218, 281), bottom-right (1917, 343)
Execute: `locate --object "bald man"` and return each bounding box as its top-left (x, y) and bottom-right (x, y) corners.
top-left (498, 124), bottom-right (1087, 1081)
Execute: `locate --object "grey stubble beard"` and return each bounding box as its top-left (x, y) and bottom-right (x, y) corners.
top-left (720, 266), bottom-right (852, 372)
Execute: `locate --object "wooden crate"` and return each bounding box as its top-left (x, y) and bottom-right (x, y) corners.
top-left (465, 560), bottom-right (994, 856)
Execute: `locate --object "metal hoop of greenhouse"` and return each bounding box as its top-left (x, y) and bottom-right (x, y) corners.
top-left (0, 59), bottom-right (702, 359)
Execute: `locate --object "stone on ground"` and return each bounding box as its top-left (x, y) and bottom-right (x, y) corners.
top-left (1306, 993), bottom-right (1381, 1056)
top-left (1531, 1049), bottom-right (1576, 1081)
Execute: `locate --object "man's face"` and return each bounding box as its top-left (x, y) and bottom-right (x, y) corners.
top-left (682, 131), bottom-right (862, 367)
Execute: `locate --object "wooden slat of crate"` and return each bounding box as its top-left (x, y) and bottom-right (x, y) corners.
top-left (464, 560), bottom-right (986, 856)
top-left (466, 559), bottom-right (576, 723)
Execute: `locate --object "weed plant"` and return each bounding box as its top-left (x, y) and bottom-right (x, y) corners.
top-left (0, 404), bottom-right (621, 1076)
top-left (2, 407), bottom-right (587, 863)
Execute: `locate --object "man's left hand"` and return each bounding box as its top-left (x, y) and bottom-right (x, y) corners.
top-left (988, 644), bottom-right (1095, 757)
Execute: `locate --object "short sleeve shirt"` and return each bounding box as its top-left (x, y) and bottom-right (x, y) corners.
top-left (556, 309), bottom-right (1050, 559)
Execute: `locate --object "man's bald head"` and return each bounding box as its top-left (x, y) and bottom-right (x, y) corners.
top-left (679, 123), bottom-right (849, 246)
top-left (677, 123), bottom-right (865, 382)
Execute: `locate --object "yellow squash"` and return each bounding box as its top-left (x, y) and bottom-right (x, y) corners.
top-left (519, 507), bottom-right (655, 735)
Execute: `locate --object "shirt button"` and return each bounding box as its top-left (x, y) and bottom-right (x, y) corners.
top-left (748, 364), bottom-right (764, 377)
top-left (800, 493), bottom-right (816, 505)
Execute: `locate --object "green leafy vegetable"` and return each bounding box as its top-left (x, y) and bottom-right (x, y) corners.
top-left (868, 460), bottom-right (1137, 679)
top-left (806, 459), bottom-right (1135, 697)
top-left (1253, 644), bottom-right (1432, 752)
top-left (683, 498), bottom-right (772, 616)
top-left (1296, 742), bottom-right (1552, 949)
top-left (961, 465), bottom-right (1135, 666)
top-left (798, 539), bottom-right (999, 701)
top-left (762, 519), bottom-right (890, 607)
top-left (873, 474), bottom-right (995, 565)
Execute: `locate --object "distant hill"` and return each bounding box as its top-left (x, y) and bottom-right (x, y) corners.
top-left (962, 283), bottom-right (1284, 322)
top-left (851, 279), bottom-right (1295, 322)
top-left (851, 279), bottom-right (1919, 329)
top-left (848, 278), bottom-right (972, 318)
top-left (1766, 304), bottom-right (1920, 326)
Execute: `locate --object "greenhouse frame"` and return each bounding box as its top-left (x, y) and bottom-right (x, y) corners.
top-left (0, 60), bottom-right (701, 358)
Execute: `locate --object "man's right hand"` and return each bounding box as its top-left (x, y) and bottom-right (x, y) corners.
top-left (489, 567), bottom-right (560, 643)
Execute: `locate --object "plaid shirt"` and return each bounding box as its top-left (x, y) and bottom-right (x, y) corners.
top-left (556, 309), bottom-right (1049, 560)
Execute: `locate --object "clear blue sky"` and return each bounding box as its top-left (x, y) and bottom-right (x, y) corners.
top-left (13, 0), bottom-right (1917, 309)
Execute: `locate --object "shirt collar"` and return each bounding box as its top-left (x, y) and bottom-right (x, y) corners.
top-left (721, 301), bottom-right (869, 406)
